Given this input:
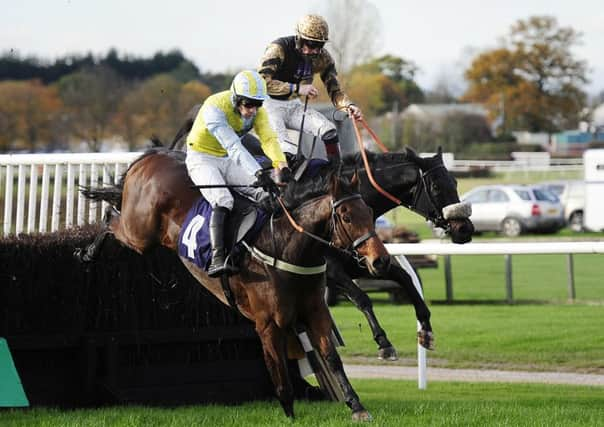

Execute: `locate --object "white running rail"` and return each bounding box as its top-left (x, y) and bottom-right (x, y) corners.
top-left (1, 152), bottom-right (142, 236)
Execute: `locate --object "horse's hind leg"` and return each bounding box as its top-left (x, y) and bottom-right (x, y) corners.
top-left (255, 318), bottom-right (294, 418)
top-left (303, 302), bottom-right (372, 422)
top-left (386, 258), bottom-right (434, 350)
top-left (328, 267), bottom-right (398, 361)
top-left (74, 206), bottom-right (118, 263)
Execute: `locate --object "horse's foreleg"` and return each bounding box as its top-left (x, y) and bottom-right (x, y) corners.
top-left (255, 318), bottom-right (294, 418)
top-left (304, 305), bottom-right (372, 422)
top-left (328, 274), bottom-right (398, 361)
top-left (386, 258), bottom-right (434, 350)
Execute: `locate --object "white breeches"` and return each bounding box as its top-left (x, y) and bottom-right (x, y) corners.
top-left (186, 150), bottom-right (265, 210)
top-left (264, 98), bottom-right (336, 155)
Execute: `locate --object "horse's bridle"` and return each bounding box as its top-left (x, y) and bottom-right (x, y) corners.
top-left (410, 163), bottom-right (451, 231)
top-left (330, 194), bottom-right (376, 263)
top-left (274, 193), bottom-right (376, 269)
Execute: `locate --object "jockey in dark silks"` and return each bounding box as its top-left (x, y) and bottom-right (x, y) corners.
top-left (258, 14), bottom-right (363, 166)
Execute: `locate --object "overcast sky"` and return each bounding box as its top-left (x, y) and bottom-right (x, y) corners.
top-left (3, 0), bottom-right (603, 96)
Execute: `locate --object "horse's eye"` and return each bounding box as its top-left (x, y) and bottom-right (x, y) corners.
top-left (342, 214), bottom-right (352, 223)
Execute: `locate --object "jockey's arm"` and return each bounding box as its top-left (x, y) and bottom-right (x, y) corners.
top-left (254, 109), bottom-right (288, 170)
top-left (318, 53), bottom-right (362, 120)
top-left (205, 108), bottom-right (262, 176)
top-left (258, 43), bottom-right (296, 98)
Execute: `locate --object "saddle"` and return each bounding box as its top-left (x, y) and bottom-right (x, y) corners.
top-left (177, 193), bottom-right (268, 272)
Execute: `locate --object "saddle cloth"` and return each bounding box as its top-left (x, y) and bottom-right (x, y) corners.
top-left (177, 193), bottom-right (268, 271)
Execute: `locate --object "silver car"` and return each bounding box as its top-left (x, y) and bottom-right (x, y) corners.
top-left (462, 185), bottom-right (565, 237)
top-left (539, 180), bottom-right (585, 232)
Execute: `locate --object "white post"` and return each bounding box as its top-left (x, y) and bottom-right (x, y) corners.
top-left (51, 164), bottom-right (63, 232)
top-left (16, 164), bottom-right (26, 235)
top-left (395, 255), bottom-right (427, 390)
top-left (89, 164), bottom-right (98, 223)
top-left (39, 165), bottom-right (51, 233)
top-left (27, 164), bottom-right (38, 233)
top-left (77, 164), bottom-right (87, 226)
top-left (4, 165), bottom-right (14, 236)
top-left (66, 164), bottom-right (75, 228)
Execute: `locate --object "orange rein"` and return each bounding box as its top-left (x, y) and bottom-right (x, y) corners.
top-left (350, 116), bottom-right (402, 206)
top-left (277, 196), bottom-right (304, 233)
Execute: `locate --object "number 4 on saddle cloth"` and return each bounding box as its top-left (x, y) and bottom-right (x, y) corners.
top-left (178, 193), bottom-right (269, 272)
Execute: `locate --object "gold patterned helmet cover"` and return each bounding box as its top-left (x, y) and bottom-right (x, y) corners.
top-left (296, 14), bottom-right (329, 42)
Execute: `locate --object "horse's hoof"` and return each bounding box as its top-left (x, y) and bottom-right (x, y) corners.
top-left (377, 346), bottom-right (398, 361)
top-left (418, 330), bottom-right (435, 350)
top-left (280, 400), bottom-right (295, 418)
top-left (352, 410), bottom-right (373, 422)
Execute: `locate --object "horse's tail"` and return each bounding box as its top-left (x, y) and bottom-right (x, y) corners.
top-left (80, 183), bottom-right (123, 208)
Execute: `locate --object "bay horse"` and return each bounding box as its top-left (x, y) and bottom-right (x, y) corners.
top-left (163, 115), bottom-right (474, 359)
top-left (77, 147), bottom-right (389, 421)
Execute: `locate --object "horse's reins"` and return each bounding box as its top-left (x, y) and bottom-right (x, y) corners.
top-left (275, 194), bottom-right (375, 259)
top-left (348, 112), bottom-right (450, 228)
top-left (244, 193), bottom-right (375, 275)
top-left (349, 115), bottom-right (402, 205)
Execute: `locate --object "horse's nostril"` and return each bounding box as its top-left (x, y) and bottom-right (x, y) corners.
top-left (372, 255), bottom-right (391, 273)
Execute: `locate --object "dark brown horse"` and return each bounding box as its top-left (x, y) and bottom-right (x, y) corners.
top-left (77, 147), bottom-right (389, 421)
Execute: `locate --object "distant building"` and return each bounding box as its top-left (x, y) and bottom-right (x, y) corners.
top-left (402, 103), bottom-right (488, 121)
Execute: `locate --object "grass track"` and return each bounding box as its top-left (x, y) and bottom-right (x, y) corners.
top-left (332, 304), bottom-right (604, 372)
top-left (3, 380), bottom-right (603, 426)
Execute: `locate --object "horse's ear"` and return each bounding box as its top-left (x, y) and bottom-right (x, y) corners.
top-left (437, 146), bottom-right (443, 156)
top-left (328, 171), bottom-right (340, 197)
top-left (405, 146), bottom-right (418, 161)
top-left (350, 169), bottom-right (360, 191)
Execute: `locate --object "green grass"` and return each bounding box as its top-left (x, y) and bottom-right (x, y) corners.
top-left (332, 304), bottom-right (604, 372)
top-left (416, 253), bottom-right (603, 302)
top-left (3, 380), bottom-right (603, 426)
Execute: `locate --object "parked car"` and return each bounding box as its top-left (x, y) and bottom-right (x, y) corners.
top-left (538, 180), bottom-right (585, 232)
top-left (461, 185), bottom-right (565, 237)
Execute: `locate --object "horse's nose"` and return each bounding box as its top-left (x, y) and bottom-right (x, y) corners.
top-left (451, 220), bottom-right (474, 243)
top-left (371, 255), bottom-right (391, 275)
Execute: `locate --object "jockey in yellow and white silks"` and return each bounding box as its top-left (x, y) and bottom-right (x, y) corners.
top-left (258, 14), bottom-right (363, 165)
top-left (185, 70), bottom-right (290, 277)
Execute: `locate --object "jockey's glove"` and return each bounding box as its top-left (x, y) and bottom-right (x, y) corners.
top-left (277, 167), bottom-right (293, 184)
top-left (254, 169), bottom-right (280, 196)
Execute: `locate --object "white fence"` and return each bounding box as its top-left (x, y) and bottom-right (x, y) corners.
top-left (1, 152), bottom-right (141, 236)
top-left (386, 242), bottom-right (604, 302)
top-left (0, 151), bottom-right (586, 236)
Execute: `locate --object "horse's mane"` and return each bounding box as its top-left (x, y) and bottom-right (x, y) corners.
top-left (341, 150), bottom-right (413, 171)
top-left (281, 149), bottom-right (418, 209)
top-left (281, 162), bottom-right (337, 208)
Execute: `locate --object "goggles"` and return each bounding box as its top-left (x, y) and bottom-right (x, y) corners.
top-left (240, 99), bottom-right (263, 108)
top-left (302, 39), bottom-right (325, 50)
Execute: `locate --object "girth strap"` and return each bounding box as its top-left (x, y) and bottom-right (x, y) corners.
top-left (242, 242), bottom-right (327, 275)
top-left (220, 274), bottom-right (240, 315)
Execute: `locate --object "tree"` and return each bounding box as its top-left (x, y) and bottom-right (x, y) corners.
top-left (114, 74), bottom-right (186, 149)
top-left (463, 16), bottom-right (588, 133)
top-left (344, 55), bottom-right (424, 116)
top-left (0, 80), bottom-right (62, 152)
top-left (57, 65), bottom-right (126, 150)
top-left (322, 0), bottom-right (382, 73)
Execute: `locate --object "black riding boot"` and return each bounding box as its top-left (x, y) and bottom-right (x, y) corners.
top-left (207, 206), bottom-right (235, 277)
top-left (323, 131), bottom-right (341, 166)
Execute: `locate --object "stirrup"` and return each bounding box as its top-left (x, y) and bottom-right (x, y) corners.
top-left (208, 256), bottom-right (238, 278)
